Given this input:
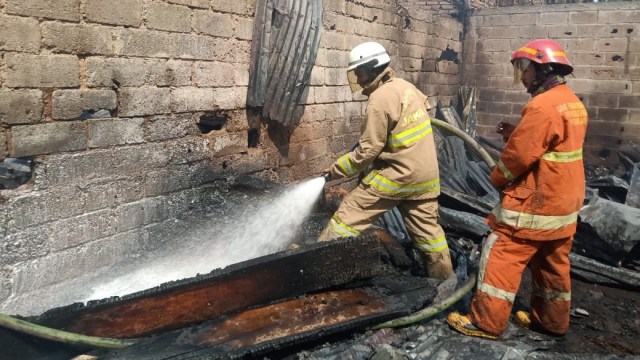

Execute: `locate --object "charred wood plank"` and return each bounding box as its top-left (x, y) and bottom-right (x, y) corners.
top-left (32, 237), bottom-right (383, 339)
top-left (93, 275), bottom-right (436, 360)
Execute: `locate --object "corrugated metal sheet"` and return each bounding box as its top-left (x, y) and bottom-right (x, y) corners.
top-left (247, 0), bottom-right (323, 126)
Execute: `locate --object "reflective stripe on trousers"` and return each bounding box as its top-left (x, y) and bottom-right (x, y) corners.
top-left (469, 231), bottom-right (573, 336)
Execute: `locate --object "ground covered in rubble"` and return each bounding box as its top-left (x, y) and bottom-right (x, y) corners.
top-left (273, 270), bottom-right (640, 360)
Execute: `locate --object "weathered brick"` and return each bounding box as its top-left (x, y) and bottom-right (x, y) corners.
top-left (208, 130), bottom-right (246, 156)
top-left (620, 95), bottom-right (640, 109)
top-left (548, 25), bottom-right (578, 39)
top-left (115, 202), bottom-right (145, 233)
top-left (52, 90), bottom-right (117, 120)
top-left (235, 66), bottom-right (250, 86)
top-left (84, 176), bottom-right (144, 212)
top-left (119, 87), bottom-right (171, 116)
top-left (5, 54), bottom-right (80, 88)
top-left (11, 231), bottom-right (144, 293)
top-left (147, 114), bottom-right (199, 142)
top-left (195, 62), bottom-right (236, 87)
top-left (0, 15), bottom-right (40, 53)
top-left (570, 79), bottom-right (631, 94)
top-left (596, 108), bottom-right (629, 123)
top-left (0, 90), bottom-right (43, 125)
top-left (145, 162), bottom-right (209, 196)
top-left (39, 209), bottom-right (116, 251)
top-left (6, 184), bottom-right (87, 229)
top-left (210, 0), bottom-right (250, 15)
top-left (86, 57), bottom-right (147, 87)
top-left (115, 29), bottom-right (173, 58)
top-left (324, 68), bottom-right (345, 86)
top-left (213, 87), bottom-right (247, 109)
top-left (88, 118), bottom-right (144, 148)
top-left (163, 137), bottom-right (211, 165)
top-left (147, 2), bottom-right (191, 33)
top-left (6, 0), bottom-right (80, 21)
top-left (577, 24), bottom-right (627, 39)
top-left (314, 86), bottom-right (345, 104)
top-left (586, 94), bottom-right (620, 108)
top-left (538, 11), bottom-right (568, 25)
top-left (171, 87), bottom-right (215, 113)
top-left (110, 143), bottom-right (169, 175)
top-left (598, 9), bottom-right (640, 24)
top-left (42, 22), bottom-right (112, 55)
top-left (11, 122), bottom-right (86, 157)
top-left (33, 150), bottom-right (113, 189)
top-left (569, 11), bottom-right (597, 24)
top-left (146, 59), bottom-right (193, 87)
top-left (193, 10), bottom-right (233, 38)
top-left (325, 0), bottom-right (346, 14)
top-left (166, 0), bottom-right (208, 8)
top-left (234, 17), bottom-right (254, 41)
top-left (85, 0), bottom-right (143, 27)
top-left (595, 38), bottom-right (629, 53)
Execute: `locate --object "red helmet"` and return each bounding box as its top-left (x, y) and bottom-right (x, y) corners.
top-left (511, 39), bottom-right (573, 76)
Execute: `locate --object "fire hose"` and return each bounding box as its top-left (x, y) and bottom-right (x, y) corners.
top-left (0, 313), bottom-right (136, 349)
top-left (0, 119), bottom-right (496, 348)
top-left (371, 118), bottom-right (496, 329)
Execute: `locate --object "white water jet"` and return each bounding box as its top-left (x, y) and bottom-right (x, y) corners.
top-left (86, 177), bottom-right (326, 301)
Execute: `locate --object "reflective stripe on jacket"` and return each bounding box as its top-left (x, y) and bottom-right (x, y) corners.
top-left (488, 84), bottom-right (588, 240)
top-left (330, 68), bottom-right (440, 200)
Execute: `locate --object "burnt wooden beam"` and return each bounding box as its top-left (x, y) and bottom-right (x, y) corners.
top-left (32, 237), bottom-right (384, 339)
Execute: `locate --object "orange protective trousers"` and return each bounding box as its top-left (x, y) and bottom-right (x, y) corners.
top-left (469, 230), bottom-right (573, 336)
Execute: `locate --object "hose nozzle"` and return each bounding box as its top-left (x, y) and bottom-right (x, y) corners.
top-left (321, 172), bottom-right (332, 182)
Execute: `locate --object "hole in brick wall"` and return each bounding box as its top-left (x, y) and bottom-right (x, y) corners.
top-left (0, 158), bottom-right (34, 190)
top-left (222, 161), bottom-right (229, 169)
top-left (198, 113), bottom-right (228, 134)
top-left (404, 17), bottom-right (411, 28)
top-left (611, 29), bottom-right (618, 34)
top-left (248, 129), bottom-right (260, 148)
top-left (612, 55), bottom-right (624, 62)
top-left (628, 28), bottom-right (634, 34)
top-left (439, 46), bottom-right (459, 64)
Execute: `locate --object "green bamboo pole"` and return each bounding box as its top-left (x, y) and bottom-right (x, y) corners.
top-left (0, 313), bottom-right (136, 349)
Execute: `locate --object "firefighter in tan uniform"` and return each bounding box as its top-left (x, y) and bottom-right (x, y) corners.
top-left (448, 39), bottom-right (588, 339)
top-left (318, 41), bottom-right (453, 280)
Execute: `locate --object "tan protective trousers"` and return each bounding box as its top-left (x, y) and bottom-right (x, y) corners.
top-left (318, 185), bottom-right (453, 280)
top-left (470, 230), bottom-right (573, 336)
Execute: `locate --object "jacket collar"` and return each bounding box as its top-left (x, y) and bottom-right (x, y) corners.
top-left (362, 67), bottom-right (395, 97)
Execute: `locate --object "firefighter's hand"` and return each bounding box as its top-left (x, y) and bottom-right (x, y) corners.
top-left (496, 121), bottom-right (515, 142)
top-left (320, 167), bottom-right (332, 182)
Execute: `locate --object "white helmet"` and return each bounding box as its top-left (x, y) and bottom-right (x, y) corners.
top-left (347, 42), bottom-right (390, 93)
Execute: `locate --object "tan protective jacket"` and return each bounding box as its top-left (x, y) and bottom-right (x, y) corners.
top-left (487, 84), bottom-right (588, 240)
top-left (328, 68), bottom-right (440, 200)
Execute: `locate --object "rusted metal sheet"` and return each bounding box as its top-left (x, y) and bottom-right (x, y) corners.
top-left (247, 0), bottom-right (323, 126)
top-left (32, 237), bottom-right (383, 339)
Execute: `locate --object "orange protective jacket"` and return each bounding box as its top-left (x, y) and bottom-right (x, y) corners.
top-left (487, 84), bottom-right (588, 240)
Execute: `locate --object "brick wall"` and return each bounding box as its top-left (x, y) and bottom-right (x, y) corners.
top-left (462, 2), bottom-right (640, 165)
top-left (0, 0), bottom-right (463, 314)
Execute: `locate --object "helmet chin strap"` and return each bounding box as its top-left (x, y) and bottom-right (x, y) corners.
top-left (527, 64), bottom-right (554, 94)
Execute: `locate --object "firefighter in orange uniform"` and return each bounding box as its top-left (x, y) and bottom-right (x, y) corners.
top-left (448, 39), bottom-right (588, 339)
top-left (318, 41), bottom-right (453, 280)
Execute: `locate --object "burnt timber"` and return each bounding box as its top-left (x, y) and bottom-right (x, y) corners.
top-left (1, 234), bottom-right (437, 360)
